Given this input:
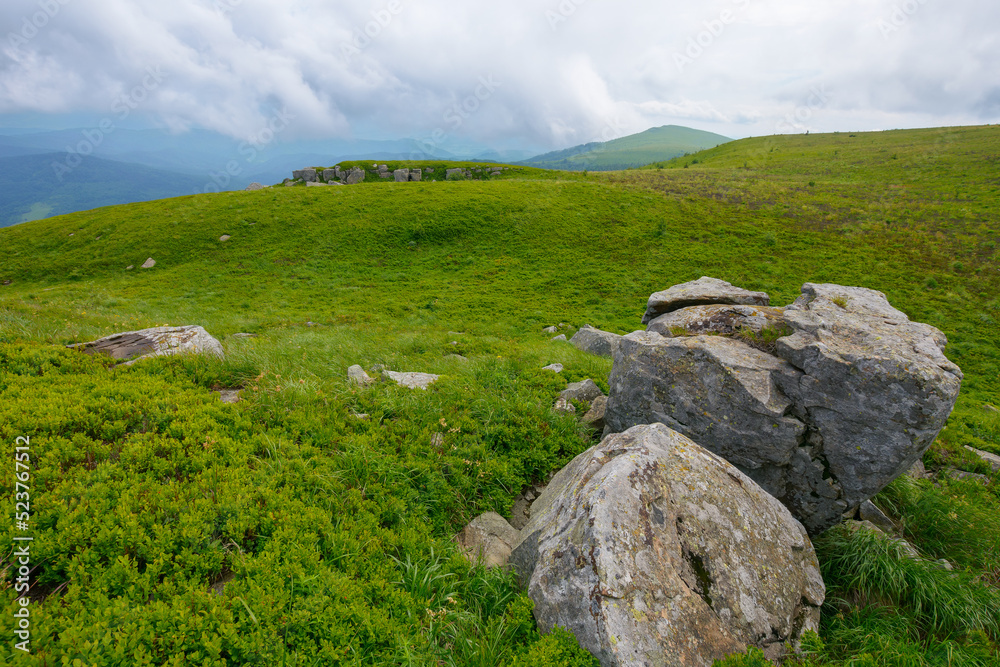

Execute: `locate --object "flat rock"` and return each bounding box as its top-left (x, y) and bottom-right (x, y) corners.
top-left (542, 363), bottom-right (563, 373)
top-left (141, 258), bottom-right (156, 269)
top-left (347, 365), bottom-right (375, 386)
top-left (384, 371), bottom-right (439, 390)
top-left (551, 334), bottom-right (567, 342)
top-left (944, 469), bottom-right (991, 485)
top-left (569, 325), bottom-right (622, 358)
top-left (642, 277), bottom-right (770, 325)
top-left (69, 326), bottom-right (224, 364)
top-left (965, 446), bottom-right (1000, 473)
top-left (511, 424), bottom-right (824, 666)
top-left (217, 389), bottom-right (241, 404)
top-left (542, 326), bottom-right (558, 334)
top-left (647, 304), bottom-right (786, 338)
top-left (219, 235), bottom-right (231, 242)
top-left (455, 512), bottom-right (520, 569)
top-left (559, 379), bottom-right (603, 403)
top-left (305, 181), bottom-right (328, 187)
top-left (859, 500), bottom-right (897, 535)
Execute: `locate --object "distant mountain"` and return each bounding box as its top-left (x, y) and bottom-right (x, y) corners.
top-left (521, 125), bottom-right (732, 171)
top-left (0, 153), bottom-right (209, 228)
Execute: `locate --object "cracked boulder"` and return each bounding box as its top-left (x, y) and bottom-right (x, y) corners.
top-left (570, 325), bottom-right (623, 358)
top-left (511, 424), bottom-right (824, 667)
top-left (647, 304), bottom-right (786, 339)
top-left (69, 326), bottom-right (224, 365)
top-left (642, 277), bottom-right (769, 325)
top-left (606, 281), bottom-right (963, 534)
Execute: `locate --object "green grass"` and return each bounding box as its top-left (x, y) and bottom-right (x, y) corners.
top-left (1, 125), bottom-right (999, 665)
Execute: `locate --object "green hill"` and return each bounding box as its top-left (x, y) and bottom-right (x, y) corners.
top-left (1, 128), bottom-right (998, 665)
top-left (521, 124), bottom-right (731, 171)
top-left (0, 153), bottom-right (210, 228)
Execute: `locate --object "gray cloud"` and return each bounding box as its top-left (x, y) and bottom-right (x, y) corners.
top-left (1, 0), bottom-right (997, 149)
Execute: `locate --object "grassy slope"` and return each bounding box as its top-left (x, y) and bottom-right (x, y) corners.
top-left (521, 125), bottom-right (732, 171)
top-left (1, 128), bottom-right (999, 665)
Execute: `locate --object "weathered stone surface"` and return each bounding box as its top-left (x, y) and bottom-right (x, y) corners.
top-left (906, 459), bottom-right (929, 480)
top-left (219, 235), bottom-right (231, 242)
top-left (347, 365), bottom-right (375, 386)
top-left (218, 389), bottom-right (241, 404)
top-left (245, 182), bottom-right (264, 191)
top-left (69, 326), bottom-right (224, 364)
top-left (642, 277), bottom-right (770, 325)
top-left (542, 326), bottom-right (558, 334)
top-left (648, 304), bottom-right (786, 338)
top-left (456, 512), bottom-right (520, 569)
top-left (553, 398), bottom-right (576, 414)
top-left (569, 325), bottom-right (623, 358)
top-left (945, 469), bottom-right (992, 485)
top-left (607, 282), bottom-right (963, 534)
top-left (511, 424), bottom-right (824, 667)
top-left (393, 168), bottom-right (409, 182)
top-left (859, 500), bottom-right (897, 535)
top-left (293, 168), bottom-right (317, 182)
top-left (965, 446), bottom-right (1000, 473)
top-left (559, 379), bottom-right (603, 404)
top-left (542, 363), bottom-right (564, 373)
top-left (582, 395), bottom-right (607, 431)
top-left (409, 169), bottom-right (422, 182)
top-left (384, 371), bottom-right (439, 390)
top-left (345, 167), bottom-right (365, 185)
top-left (305, 181), bottom-right (328, 187)
top-left (511, 484), bottom-right (547, 531)
top-left (322, 169), bottom-right (338, 182)
top-left (551, 334), bottom-right (567, 342)
top-left (141, 257), bottom-right (156, 269)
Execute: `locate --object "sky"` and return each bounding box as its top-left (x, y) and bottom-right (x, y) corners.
top-left (1, 0), bottom-right (998, 152)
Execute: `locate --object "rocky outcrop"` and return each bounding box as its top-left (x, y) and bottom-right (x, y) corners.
top-left (69, 326), bottom-right (224, 365)
top-left (344, 167), bottom-right (365, 185)
top-left (292, 168), bottom-right (317, 183)
top-left (456, 512), bottom-right (520, 569)
top-left (511, 424), bottom-right (824, 667)
top-left (569, 325), bottom-right (622, 358)
top-left (393, 168), bottom-right (409, 182)
top-left (606, 281), bottom-right (963, 534)
top-left (642, 277), bottom-right (769, 325)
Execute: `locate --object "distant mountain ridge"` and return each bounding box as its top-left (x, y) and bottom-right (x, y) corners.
top-left (521, 125), bottom-right (732, 171)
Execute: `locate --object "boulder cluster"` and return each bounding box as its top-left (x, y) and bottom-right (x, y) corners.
top-left (283, 164), bottom-right (516, 187)
top-left (459, 277), bottom-right (962, 666)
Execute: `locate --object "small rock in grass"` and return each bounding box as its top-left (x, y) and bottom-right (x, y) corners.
top-left (859, 500), bottom-right (897, 535)
top-left (964, 446), bottom-right (1000, 473)
top-left (219, 235), bottom-right (231, 242)
top-left (559, 379), bottom-right (604, 403)
top-left (217, 389), bottom-right (241, 404)
top-left (455, 512), bottom-right (520, 569)
top-left (384, 371), bottom-right (440, 390)
top-left (582, 396), bottom-right (608, 431)
top-left (542, 363), bottom-right (564, 373)
top-left (141, 258), bottom-right (156, 269)
top-left (542, 326), bottom-right (558, 334)
top-left (348, 365), bottom-right (375, 386)
top-left (553, 397), bottom-right (576, 414)
top-left (551, 334), bottom-right (567, 342)
top-left (126, 265), bottom-right (134, 270)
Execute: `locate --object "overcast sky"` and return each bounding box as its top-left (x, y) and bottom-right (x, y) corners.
top-left (1, 0), bottom-right (997, 151)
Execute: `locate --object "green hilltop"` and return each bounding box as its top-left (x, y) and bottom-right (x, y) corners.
top-left (1, 125), bottom-right (999, 665)
top-left (520, 124), bottom-right (731, 171)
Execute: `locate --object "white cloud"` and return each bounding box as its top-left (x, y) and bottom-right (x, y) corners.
top-left (1, 0), bottom-right (997, 148)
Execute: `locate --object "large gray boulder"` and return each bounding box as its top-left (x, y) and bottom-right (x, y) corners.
top-left (69, 326), bottom-right (224, 365)
top-left (292, 168), bottom-right (317, 183)
top-left (569, 325), bottom-right (622, 358)
top-left (606, 282), bottom-right (963, 534)
top-left (642, 277), bottom-right (769, 325)
top-left (393, 168), bottom-right (409, 182)
top-left (322, 169), bottom-right (338, 182)
top-left (345, 167), bottom-right (365, 185)
top-left (511, 424), bottom-right (824, 667)
top-left (408, 169), bottom-right (422, 182)
top-left (559, 379), bottom-right (604, 404)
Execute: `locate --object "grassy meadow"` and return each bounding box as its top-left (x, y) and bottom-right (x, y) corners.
top-left (1, 125), bottom-right (999, 665)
